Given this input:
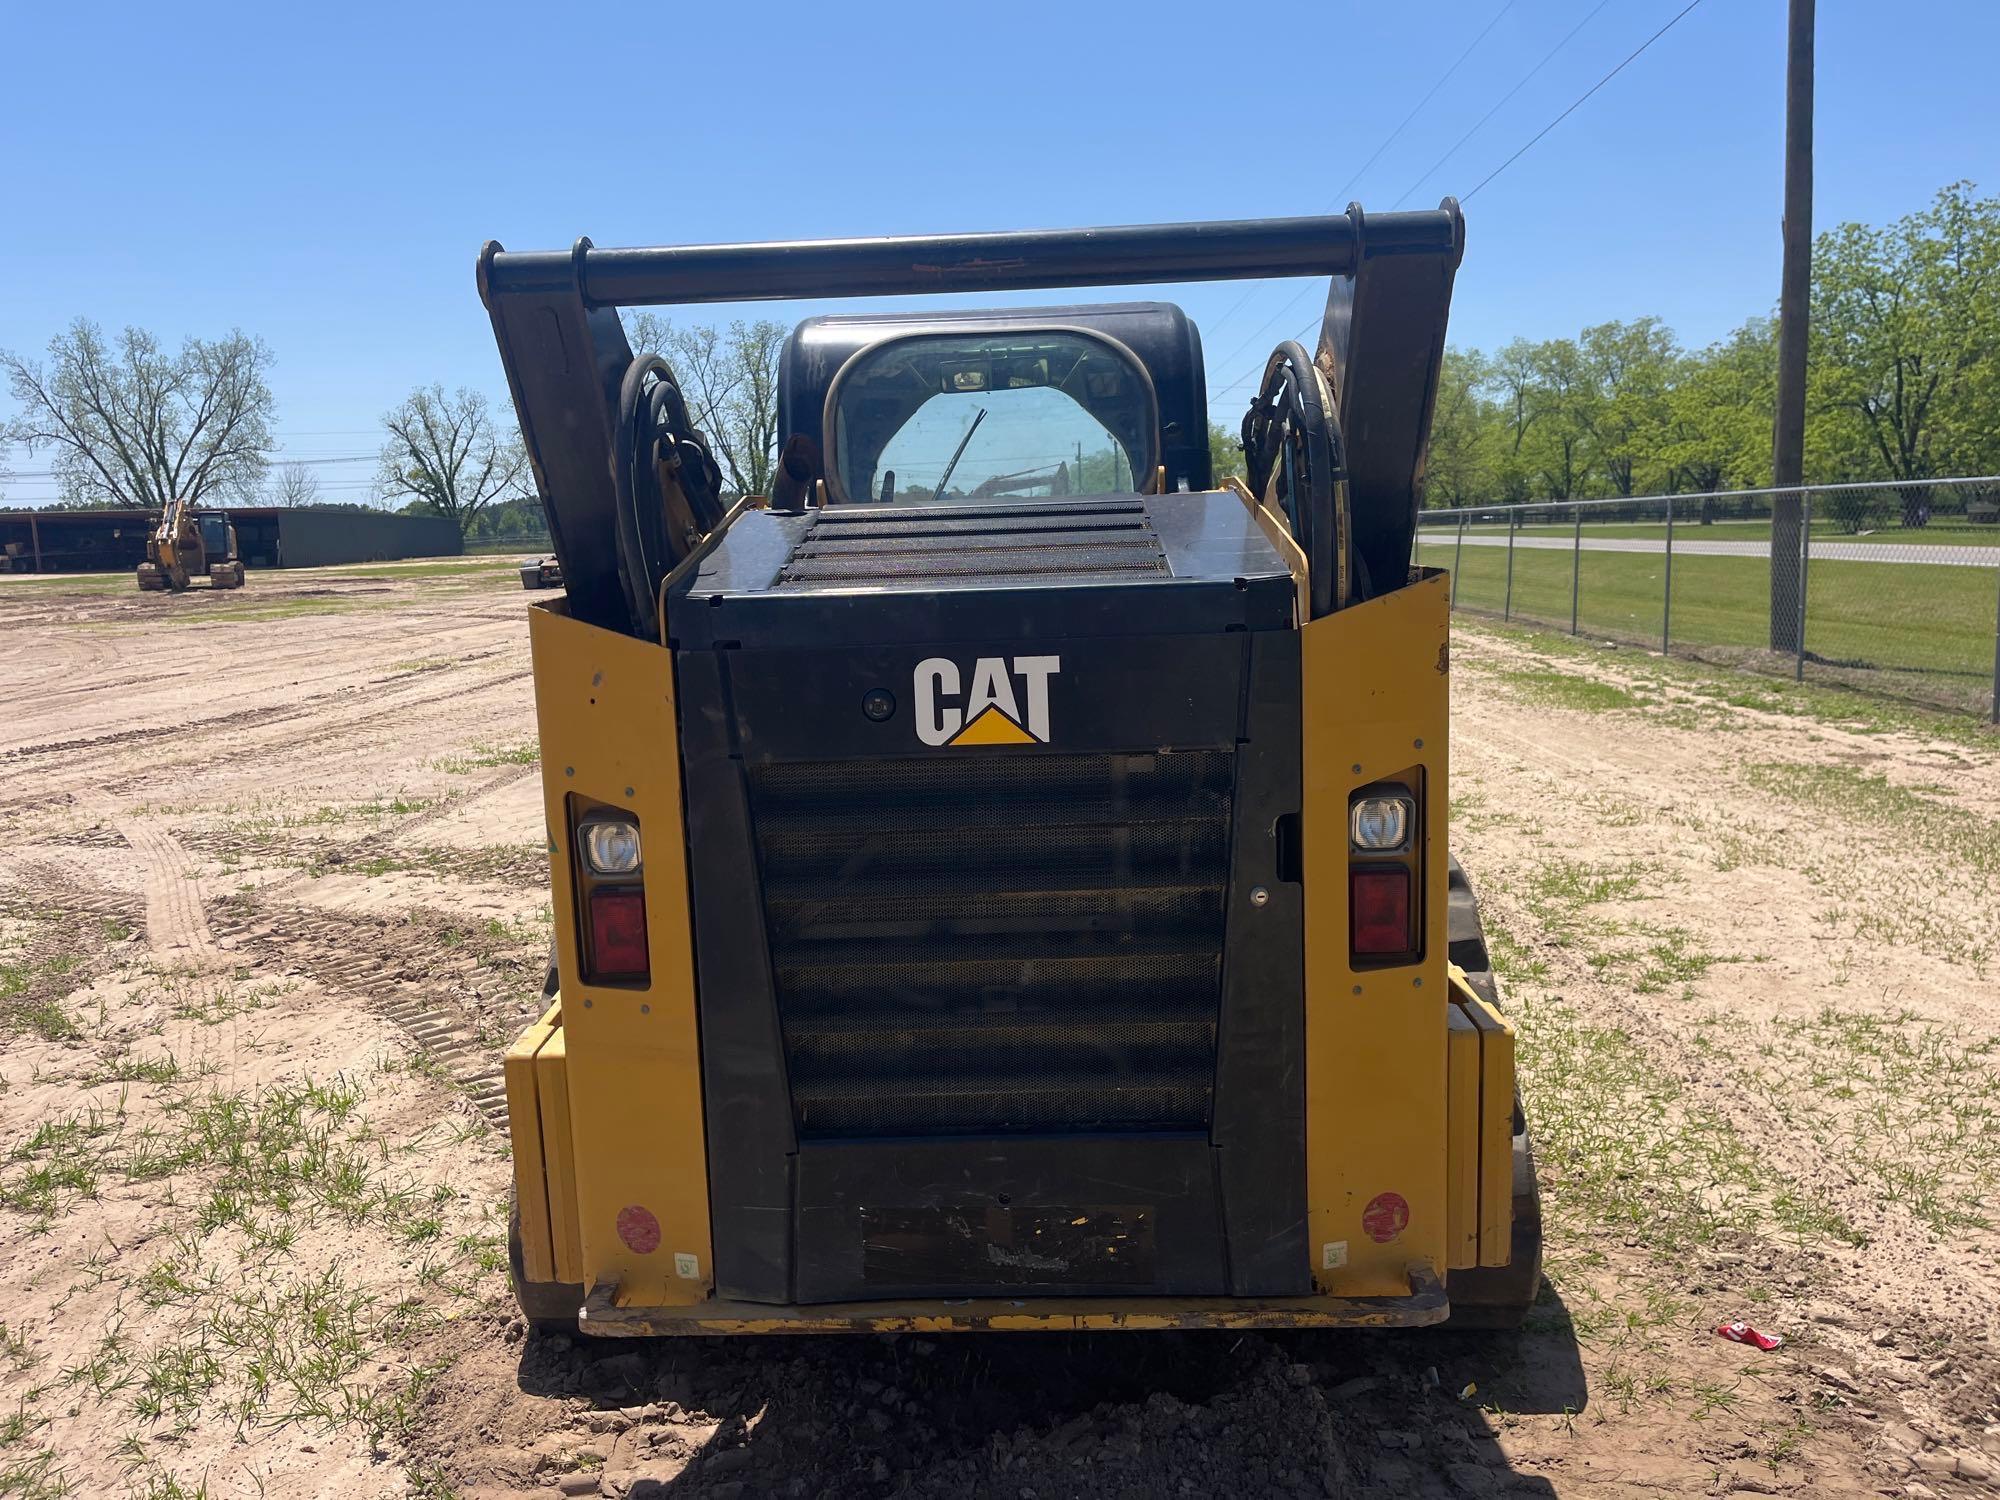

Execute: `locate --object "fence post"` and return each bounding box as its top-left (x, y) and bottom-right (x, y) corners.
top-left (1794, 491), bottom-right (1812, 682)
top-left (1570, 504), bottom-right (1582, 634)
top-left (1662, 496), bottom-right (1675, 654)
top-left (1990, 559), bottom-right (2000, 725)
top-left (1453, 512), bottom-right (1465, 607)
top-left (1504, 510), bottom-right (1517, 622)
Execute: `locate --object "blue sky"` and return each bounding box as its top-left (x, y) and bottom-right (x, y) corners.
top-left (3, 0), bottom-right (1995, 505)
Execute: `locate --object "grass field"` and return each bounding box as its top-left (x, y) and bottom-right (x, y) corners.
top-left (1415, 534), bottom-right (2000, 710)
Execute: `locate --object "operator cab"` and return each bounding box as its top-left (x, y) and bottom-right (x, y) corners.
top-left (777, 304), bottom-right (1212, 504)
top-left (197, 513), bottom-right (230, 558)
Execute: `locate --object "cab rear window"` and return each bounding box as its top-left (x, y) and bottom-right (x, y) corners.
top-left (830, 331), bottom-right (1155, 505)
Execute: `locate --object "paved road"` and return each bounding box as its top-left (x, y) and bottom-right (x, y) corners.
top-left (1419, 532), bottom-right (2000, 568)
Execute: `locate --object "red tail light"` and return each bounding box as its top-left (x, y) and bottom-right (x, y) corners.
top-left (1351, 868), bottom-right (1411, 956)
top-left (587, 887), bottom-right (650, 981)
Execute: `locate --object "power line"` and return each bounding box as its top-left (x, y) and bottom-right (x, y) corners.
top-left (1211, 0), bottom-right (1697, 414)
top-left (1211, 0), bottom-right (1593, 390)
top-left (1333, 1), bottom-right (1521, 207)
top-left (1390, 0), bottom-right (1618, 209)
top-left (1461, 0), bottom-right (1709, 202)
top-left (1200, 1), bottom-right (1518, 363)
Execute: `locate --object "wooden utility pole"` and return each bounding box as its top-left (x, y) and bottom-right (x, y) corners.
top-left (1769, 0), bottom-right (1814, 652)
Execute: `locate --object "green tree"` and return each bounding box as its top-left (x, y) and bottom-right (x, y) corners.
top-left (1661, 320), bottom-right (1774, 497)
top-left (1423, 349), bottom-right (1499, 506)
top-left (2, 319), bottom-right (274, 508)
top-left (1580, 318), bottom-right (1678, 497)
top-left (375, 385), bottom-right (529, 537)
top-left (1520, 339), bottom-right (1596, 500)
top-left (1810, 183), bottom-right (2000, 517)
top-left (1209, 421), bottom-right (1243, 484)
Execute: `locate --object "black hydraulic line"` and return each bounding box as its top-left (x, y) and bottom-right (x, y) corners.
top-left (480, 211), bottom-right (1462, 309)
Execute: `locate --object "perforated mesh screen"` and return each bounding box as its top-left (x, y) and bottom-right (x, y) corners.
top-left (746, 751), bottom-right (1234, 1138)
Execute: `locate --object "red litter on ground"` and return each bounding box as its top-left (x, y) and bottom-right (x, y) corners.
top-left (1715, 1320), bottom-right (1783, 1352)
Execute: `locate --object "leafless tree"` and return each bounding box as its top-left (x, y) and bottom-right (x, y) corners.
top-left (270, 460), bottom-right (321, 507)
top-left (2, 319), bottom-right (275, 508)
top-left (625, 314), bottom-right (784, 497)
top-left (375, 385), bottom-right (529, 536)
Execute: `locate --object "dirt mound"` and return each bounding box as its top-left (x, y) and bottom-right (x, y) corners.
top-left (409, 1319), bottom-right (1488, 1499)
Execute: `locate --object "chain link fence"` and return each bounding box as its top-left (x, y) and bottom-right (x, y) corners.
top-left (1414, 476), bottom-right (2000, 722)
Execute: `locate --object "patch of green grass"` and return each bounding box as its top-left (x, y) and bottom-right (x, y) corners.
top-left (1631, 928), bottom-right (1720, 996)
top-left (1496, 667), bottom-right (1646, 713)
top-left (83, 1049), bottom-right (183, 1087)
top-left (1525, 857), bottom-right (1649, 929)
top-left (1743, 762), bottom-right (2000, 876)
top-left (1753, 1008), bottom-right (2000, 1234)
top-left (0, 952), bottom-right (87, 1042)
top-left (322, 559), bottom-right (515, 581)
top-left (1423, 540), bottom-right (2000, 715)
top-left (228, 794), bottom-right (434, 835)
top-left (134, 596), bottom-right (390, 627)
top-left (0, 1074), bottom-right (403, 1230)
top-left (0, 1446), bottom-right (72, 1499)
top-left (1510, 983), bottom-right (1763, 1257)
top-left (0, 1404), bottom-right (48, 1449)
top-left (431, 741), bottom-right (538, 774)
top-left (0, 1323), bottom-right (37, 1371)
top-left (1463, 617), bottom-right (2000, 746)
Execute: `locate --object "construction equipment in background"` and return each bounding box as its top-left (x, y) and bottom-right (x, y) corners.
top-left (136, 497), bottom-right (244, 591)
top-left (519, 555), bottom-right (564, 590)
top-left (482, 202), bottom-right (1542, 1338)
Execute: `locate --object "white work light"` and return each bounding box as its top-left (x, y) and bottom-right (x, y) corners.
top-left (1349, 795), bottom-right (1413, 853)
top-left (582, 818), bottom-right (643, 875)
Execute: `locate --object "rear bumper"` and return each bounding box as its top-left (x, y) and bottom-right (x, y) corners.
top-left (571, 1264), bottom-right (1446, 1337)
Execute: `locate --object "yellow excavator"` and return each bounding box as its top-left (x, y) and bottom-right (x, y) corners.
top-left (136, 496), bottom-right (245, 591)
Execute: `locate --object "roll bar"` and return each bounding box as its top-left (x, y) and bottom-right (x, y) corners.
top-left (478, 210), bottom-right (1461, 308)
top-left (477, 203), bottom-right (1465, 637)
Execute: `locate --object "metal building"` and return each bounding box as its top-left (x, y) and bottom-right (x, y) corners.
top-left (0, 507), bottom-right (463, 574)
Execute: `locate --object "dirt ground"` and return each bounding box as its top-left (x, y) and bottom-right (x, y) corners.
top-left (1, 558), bottom-right (1995, 1499)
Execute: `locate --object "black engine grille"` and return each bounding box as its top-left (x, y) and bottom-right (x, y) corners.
top-left (744, 751), bottom-right (1234, 1138)
top-left (776, 502), bottom-right (1168, 588)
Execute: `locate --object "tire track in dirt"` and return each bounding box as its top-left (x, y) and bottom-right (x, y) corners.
top-left (207, 897), bottom-right (542, 1129)
top-left (247, 761), bottom-right (543, 903)
top-left (0, 666), bottom-right (534, 811)
top-left (112, 814), bottom-right (220, 966)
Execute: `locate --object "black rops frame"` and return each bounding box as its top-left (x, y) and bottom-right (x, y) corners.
top-left (476, 204), bottom-right (1466, 641)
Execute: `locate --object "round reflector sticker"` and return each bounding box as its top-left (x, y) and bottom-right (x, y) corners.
top-left (616, 1204), bottom-right (662, 1255)
top-left (1362, 1192), bottom-right (1410, 1244)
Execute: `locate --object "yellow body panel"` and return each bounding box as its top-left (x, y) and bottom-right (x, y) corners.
top-left (534, 1027), bottom-right (584, 1284)
top-left (578, 1267), bottom-right (1445, 1336)
top-left (503, 1006), bottom-right (561, 1284)
top-left (1300, 570), bottom-right (1453, 1296)
top-left (1444, 1005), bottom-right (1480, 1270)
top-left (528, 600), bottom-right (712, 1306)
top-left (1456, 980), bottom-right (1518, 1267)
top-left (505, 565), bottom-right (1508, 1329)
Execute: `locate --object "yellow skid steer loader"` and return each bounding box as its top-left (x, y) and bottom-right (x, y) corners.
top-left (480, 200), bottom-right (1539, 1337)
